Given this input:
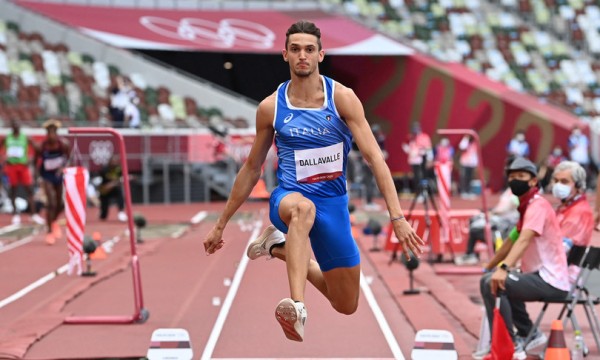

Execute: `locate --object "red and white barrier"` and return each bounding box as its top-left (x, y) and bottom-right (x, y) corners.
top-left (434, 162), bottom-right (452, 253)
top-left (63, 166), bottom-right (89, 276)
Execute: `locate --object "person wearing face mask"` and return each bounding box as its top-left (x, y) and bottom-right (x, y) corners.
top-left (474, 158), bottom-right (569, 359)
top-left (551, 161), bottom-right (593, 282)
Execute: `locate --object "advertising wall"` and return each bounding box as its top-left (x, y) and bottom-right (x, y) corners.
top-left (331, 54), bottom-right (584, 191)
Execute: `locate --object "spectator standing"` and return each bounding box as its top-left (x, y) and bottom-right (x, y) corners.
top-left (458, 135), bottom-right (478, 198)
top-left (402, 123), bottom-right (432, 194)
top-left (109, 76), bottom-right (130, 128)
top-left (567, 126), bottom-right (591, 188)
top-left (435, 137), bottom-right (454, 165)
top-left (124, 98), bottom-right (141, 129)
top-left (506, 130), bottom-right (530, 165)
top-left (538, 146), bottom-right (566, 192)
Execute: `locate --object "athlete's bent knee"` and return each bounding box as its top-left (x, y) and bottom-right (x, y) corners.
top-left (332, 299), bottom-right (358, 315)
top-left (292, 200), bottom-right (316, 222)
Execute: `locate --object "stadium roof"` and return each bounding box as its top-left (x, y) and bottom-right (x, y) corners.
top-left (17, 1), bottom-right (415, 56)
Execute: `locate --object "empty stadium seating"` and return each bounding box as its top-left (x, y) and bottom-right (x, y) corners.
top-left (338, 0), bottom-right (600, 122)
top-left (0, 19), bottom-right (248, 130)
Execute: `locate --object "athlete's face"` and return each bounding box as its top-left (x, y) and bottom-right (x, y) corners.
top-left (283, 33), bottom-right (324, 78)
top-left (46, 126), bottom-right (58, 141)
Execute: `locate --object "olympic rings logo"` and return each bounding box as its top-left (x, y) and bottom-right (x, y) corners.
top-left (139, 16), bottom-right (276, 49)
top-left (89, 140), bottom-right (114, 166)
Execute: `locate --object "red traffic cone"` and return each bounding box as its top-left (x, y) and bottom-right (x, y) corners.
top-left (249, 178), bottom-right (270, 200)
top-left (544, 320), bottom-right (569, 360)
top-left (90, 245), bottom-right (107, 260)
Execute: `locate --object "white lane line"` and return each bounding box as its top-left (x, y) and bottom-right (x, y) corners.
top-left (0, 235), bottom-right (34, 254)
top-left (191, 211), bottom-right (208, 225)
top-left (0, 223), bottom-right (22, 237)
top-left (360, 271), bottom-right (406, 360)
top-left (201, 221), bottom-right (262, 360)
top-left (0, 263), bottom-right (69, 309)
top-left (0, 234), bottom-right (122, 309)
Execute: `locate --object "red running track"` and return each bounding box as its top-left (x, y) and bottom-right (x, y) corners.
top-left (2, 196), bottom-right (594, 359)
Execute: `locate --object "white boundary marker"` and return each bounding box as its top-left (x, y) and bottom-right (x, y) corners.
top-left (201, 221), bottom-right (262, 360)
top-left (0, 235), bottom-right (35, 254)
top-left (0, 224), bottom-right (39, 254)
top-left (191, 211), bottom-right (208, 225)
top-left (0, 263), bottom-right (69, 309)
top-left (0, 223), bottom-right (22, 236)
top-left (360, 271), bottom-right (406, 360)
top-left (0, 234), bottom-right (120, 310)
top-left (0, 213), bottom-right (207, 311)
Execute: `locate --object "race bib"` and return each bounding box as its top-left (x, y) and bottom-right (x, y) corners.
top-left (44, 156), bottom-right (65, 171)
top-left (6, 146), bottom-right (24, 158)
top-left (294, 142), bottom-right (343, 183)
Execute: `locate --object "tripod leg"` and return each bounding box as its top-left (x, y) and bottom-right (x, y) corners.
top-left (426, 184), bottom-right (456, 262)
top-left (390, 187), bottom-right (421, 263)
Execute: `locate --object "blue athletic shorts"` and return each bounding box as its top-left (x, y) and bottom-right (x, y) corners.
top-left (269, 186), bottom-right (360, 272)
top-left (40, 171), bottom-right (63, 186)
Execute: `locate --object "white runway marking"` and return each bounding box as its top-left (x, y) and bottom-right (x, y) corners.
top-left (360, 271), bottom-right (406, 360)
top-left (0, 235), bottom-right (34, 254)
top-left (0, 234), bottom-right (120, 310)
top-left (201, 221), bottom-right (262, 360)
top-left (0, 263), bottom-right (69, 309)
top-left (191, 211), bottom-right (208, 225)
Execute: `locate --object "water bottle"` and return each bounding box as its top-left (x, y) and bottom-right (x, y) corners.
top-left (563, 237), bottom-right (573, 253)
top-left (571, 330), bottom-right (584, 360)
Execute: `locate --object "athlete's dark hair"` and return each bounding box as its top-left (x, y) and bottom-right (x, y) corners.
top-left (285, 20), bottom-right (322, 50)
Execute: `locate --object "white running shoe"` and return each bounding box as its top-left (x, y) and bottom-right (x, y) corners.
top-left (11, 214), bottom-right (21, 225)
top-left (117, 211), bottom-right (127, 222)
top-left (31, 213), bottom-right (45, 225)
top-left (471, 345), bottom-right (490, 359)
top-left (525, 329), bottom-right (548, 352)
top-left (246, 225), bottom-right (285, 260)
top-left (275, 298), bottom-right (307, 342)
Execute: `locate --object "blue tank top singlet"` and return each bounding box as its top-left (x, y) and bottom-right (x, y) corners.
top-left (273, 76), bottom-right (352, 198)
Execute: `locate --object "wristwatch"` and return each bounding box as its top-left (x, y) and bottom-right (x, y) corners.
top-left (499, 263), bottom-right (509, 272)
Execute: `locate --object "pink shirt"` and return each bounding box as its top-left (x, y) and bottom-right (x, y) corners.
top-left (556, 196), bottom-right (594, 283)
top-left (407, 133), bottom-right (432, 165)
top-left (459, 141), bottom-right (478, 167)
top-left (521, 196), bottom-right (570, 291)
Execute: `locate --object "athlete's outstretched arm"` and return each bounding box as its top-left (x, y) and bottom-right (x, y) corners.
top-left (334, 83), bottom-right (424, 259)
top-left (203, 95), bottom-right (276, 255)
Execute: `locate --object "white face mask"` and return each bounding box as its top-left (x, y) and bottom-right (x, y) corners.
top-left (552, 183), bottom-right (572, 200)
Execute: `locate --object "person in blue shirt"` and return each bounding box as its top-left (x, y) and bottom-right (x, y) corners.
top-left (203, 20), bottom-right (423, 342)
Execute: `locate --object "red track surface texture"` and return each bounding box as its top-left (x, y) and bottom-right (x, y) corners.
top-left (0, 198), bottom-right (599, 359)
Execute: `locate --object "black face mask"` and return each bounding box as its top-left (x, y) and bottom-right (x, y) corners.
top-left (508, 179), bottom-right (531, 196)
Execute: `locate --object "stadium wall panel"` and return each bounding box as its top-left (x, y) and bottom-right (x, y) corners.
top-left (330, 54), bottom-right (585, 191)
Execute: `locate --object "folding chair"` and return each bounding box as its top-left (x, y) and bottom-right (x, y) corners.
top-left (524, 246), bottom-right (600, 354)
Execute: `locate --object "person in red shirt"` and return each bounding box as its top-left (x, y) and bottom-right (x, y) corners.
top-left (551, 161), bottom-right (593, 282)
top-left (402, 123), bottom-right (432, 195)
